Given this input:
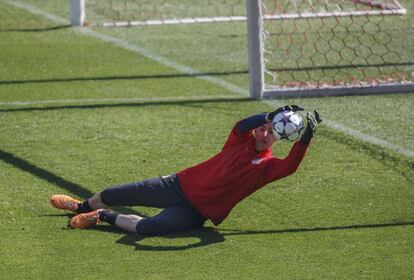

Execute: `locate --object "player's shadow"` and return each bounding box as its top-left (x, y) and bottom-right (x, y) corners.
top-left (114, 226), bottom-right (226, 251)
top-left (34, 215), bottom-right (414, 251)
top-left (94, 220), bottom-right (414, 251)
top-left (3, 148), bottom-right (413, 251)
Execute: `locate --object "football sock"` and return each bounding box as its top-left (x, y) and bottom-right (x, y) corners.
top-left (98, 210), bottom-right (119, 225)
top-left (76, 200), bottom-right (93, 213)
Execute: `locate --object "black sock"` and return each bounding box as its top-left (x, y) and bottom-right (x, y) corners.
top-left (76, 200), bottom-right (93, 213)
top-left (99, 210), bottom-right (119, 225)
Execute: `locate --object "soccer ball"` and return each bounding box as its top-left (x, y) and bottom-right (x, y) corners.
top-left (272, 110), bottom-right (304, 141)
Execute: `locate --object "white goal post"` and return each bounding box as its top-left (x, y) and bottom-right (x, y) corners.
top-left (247, 0), bottom-right (414, 99)
top-left (71, 0), bottom-right (414, 99)
top-left (71, 0), bottom-right (85, 26)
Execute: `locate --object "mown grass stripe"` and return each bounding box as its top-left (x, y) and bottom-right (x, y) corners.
top-left (323, 119), bottom-right (414, 157)
top-left (3, 0), bottom-right (413, 158)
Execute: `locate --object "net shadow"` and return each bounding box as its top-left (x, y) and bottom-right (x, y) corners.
top-left (0, 70), bottom-right (248, 86)
top-left (0, 96), bottom-right (252, 113)
top-left (0, 24), bottom-right (71, 32)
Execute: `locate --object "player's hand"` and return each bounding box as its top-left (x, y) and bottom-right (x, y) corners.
top-left (267, 105), bottom-right (304, 121)
top-left (286, 105), bottom-right (304, 112)
top-left (300, 110), bottom-right (322, 144)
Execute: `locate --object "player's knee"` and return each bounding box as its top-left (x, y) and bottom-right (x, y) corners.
top-left (135, 216), bottom-right (190, 236)
top-left (136, 218), bottom-right (167, 236)
top-left (100, 188), bottom-right (118, 206)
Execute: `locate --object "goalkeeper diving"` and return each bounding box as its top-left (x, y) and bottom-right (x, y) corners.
top-left (49, 105), bottom-right (321, 235)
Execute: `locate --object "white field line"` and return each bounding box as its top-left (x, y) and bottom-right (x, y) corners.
top-left (3, 0), bottom-right (247, 96)
top-left (4, 0), bottom-right (68, 25)
top-left (2, 0), bottom-right (413, 158)
top-left (323, 119), bottom-right (414, 157)
top-left (79, 29), bottom-right (247, 96)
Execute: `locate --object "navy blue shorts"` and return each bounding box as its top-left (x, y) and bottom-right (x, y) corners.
top-left (100, 174), bottom-right (206, 235)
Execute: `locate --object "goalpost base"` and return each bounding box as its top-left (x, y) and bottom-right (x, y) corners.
top-left (262, 83), bottom-right (414, 99)
top-left (71, 0), bottom-right (85, 26)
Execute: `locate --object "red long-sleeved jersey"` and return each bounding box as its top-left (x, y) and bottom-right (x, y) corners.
top-left (177, 122), bottom-right (309, 225)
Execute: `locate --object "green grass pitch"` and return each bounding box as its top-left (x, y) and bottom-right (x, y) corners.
top-left (0, 0), bottom-right (413, 279)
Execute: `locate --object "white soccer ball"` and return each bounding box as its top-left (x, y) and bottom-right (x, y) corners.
top-left (272, 110), bottom-right (304, 141)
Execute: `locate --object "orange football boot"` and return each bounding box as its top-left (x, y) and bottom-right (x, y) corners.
top-left (49, 194), bottom-right (80, 212)
top-left (69, 210), bottom-right (101, 229)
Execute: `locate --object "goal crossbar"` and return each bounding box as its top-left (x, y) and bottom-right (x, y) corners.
top-left (69, 0), bottom-right (413, 99)
top-left (247, 0), bottom-right (413, 99)
top-left (73, 0), bottom-right (406, 28)
top-left (98, 16), bottom-right (248, 28)
top-left (262, 7), bottom-right (406, 21)
top-left (97, 7), bottom-right (406, 27)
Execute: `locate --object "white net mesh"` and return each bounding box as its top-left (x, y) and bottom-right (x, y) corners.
top-left (82, 0), bottom-right (413, 95)
top-left (84, 0), bottom-right (246, 26)
top-left (261, 0), bottom-right (414, 91)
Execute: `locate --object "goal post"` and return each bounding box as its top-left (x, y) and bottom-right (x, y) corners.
top-left (71, 0), bottom-right (85, 26)
top-left (70, 0), bottom-right (414, 99)
top-left (249, 0), bottom-right (414, 98)
top-left (70, 0), bottom-right (248, 27)
top-left (246, 0), bottom-right (265, 99)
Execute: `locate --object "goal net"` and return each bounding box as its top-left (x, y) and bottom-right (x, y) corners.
top-left (79, 0), bottom-right (246, 27)
top-left (71, 0), bottom-right (414, 98)
top-left (254, 0), bottom-right (414, 98)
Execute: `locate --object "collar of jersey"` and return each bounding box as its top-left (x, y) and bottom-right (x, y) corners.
top-left (255, 147), bottom-right (272, 159)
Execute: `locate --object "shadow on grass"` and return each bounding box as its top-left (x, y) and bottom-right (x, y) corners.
top-left (0, 149), bottom-right (147, 217)
top-left (114, 226), bottom-right (226, 251)
top-left (0, 24), bottom-right (71, 32)
top-left (1, 62), bottom-right (413, 86)
top-left (221, 220), bottom-right (414, 236)
top-left (88, 220), bottom-right (414, 251)
top-left (0, 96), bottom-right (252, 113)
top-left (39, 213), bottom-right (73, 218)
top-left (3, 149), bottom-right (413, 251)
top-left (0, 70), bottom-right (248, 86)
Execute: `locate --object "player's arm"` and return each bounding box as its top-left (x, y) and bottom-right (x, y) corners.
top-left (260, 110), bottom-right (322, 184)
top-left (299, 110), bottom-right (322, 144)
top-left (238, 105), bottom-right (304, 132)
top-left (260, 141), bottom-right (308, 185)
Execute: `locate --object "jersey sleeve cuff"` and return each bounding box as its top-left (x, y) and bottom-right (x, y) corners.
top-left (265, 112), bottom-right (271, 122)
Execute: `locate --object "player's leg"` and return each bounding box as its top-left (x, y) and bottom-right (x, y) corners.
top-left (136, 205), bottom-right (206, 235)
top-left (113, 213), bottom-right (143, 233)
top-left (50, 175), bottom-right (184, 213)
top-left (138, 206), bottom-right (205, 235)
top-left (69, 204), bottom-right (206, 234)
top-left (49, 192), bottom-right (105, 213)
top-left (99, 177), bottom-right (177, 207)
top-left (85, 191), bottom-right (107, 209)
top-left (69, 206), bottom-right (205, 235)
top-left (69, 209), bottom-right (142, 231)
top-left (52, 174), bottom-right (206, 234)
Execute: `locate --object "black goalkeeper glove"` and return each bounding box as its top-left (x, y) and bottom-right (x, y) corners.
top-left (300, 110), bottom-right (322, 144)
top-left (266, 105), bottom-right (304, 122)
